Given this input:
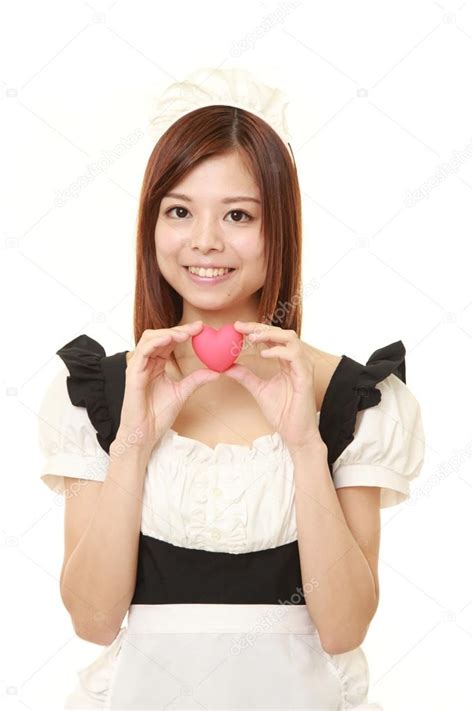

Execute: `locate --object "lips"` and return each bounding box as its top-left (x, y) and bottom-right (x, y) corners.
top-left (185, 266), bottom-right (236, 271)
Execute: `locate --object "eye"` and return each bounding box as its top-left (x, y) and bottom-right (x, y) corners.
top-left (164, 206), bottom-right (252, 223)
top-left (226, 209), bottom-right (252, 223)
top-left (165, 206), bottom-right (189, 219)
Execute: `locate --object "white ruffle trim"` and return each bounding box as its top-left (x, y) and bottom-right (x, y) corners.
top-left (64, 627), bottom-right (126, 709)
top-left (142, 427), bottom-right (298, 553)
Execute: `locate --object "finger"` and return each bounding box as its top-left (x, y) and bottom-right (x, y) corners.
top-left (131, 334), bottom-right (171, 375)
top-left (248, 335), bottom-right (279, 349)
top-left (134, 331), bottom-right (191, 375)
top-left (259, 346), bottom-right (294, 359)
top-left (248, 328), bottom-right (293, 345)
top-left (141, 321), bottom-right (204, 345)
top-left (224, 363), bottom-right (263, 398)
top-left (142, 322), bottom-right (204, 352)
top-left (234, 321), bottom-right (272, 335)
top-left (234, 323), bottom-right (278, 351)
top-left (171, 320), bottom-right (204, 335)
top-left (148, 331), bottom-right (189, 352)
top-left (258, 347), bottom-right (309, 380)
top-left (139, 332), bottom-right (184, 357)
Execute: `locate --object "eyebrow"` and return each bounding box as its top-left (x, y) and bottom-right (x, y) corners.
top-left (163, 192), bottom-right (261, 205)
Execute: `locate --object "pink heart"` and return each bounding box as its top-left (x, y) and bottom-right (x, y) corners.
top-left (192, 324), bottom-right (244, 372)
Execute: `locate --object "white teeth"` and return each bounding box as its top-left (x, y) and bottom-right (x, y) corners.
top-left (187, 266), bottom-right (233, 277)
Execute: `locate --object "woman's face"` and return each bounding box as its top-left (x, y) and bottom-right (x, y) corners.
top-left (155, 150), bottom-right (267, 320)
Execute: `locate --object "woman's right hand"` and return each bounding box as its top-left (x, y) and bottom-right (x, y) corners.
top-left (112, 321), bottom-right (220, 456)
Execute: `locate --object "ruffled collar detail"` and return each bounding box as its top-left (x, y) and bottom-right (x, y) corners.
top-left (159, 426), bottom-right (295, 464)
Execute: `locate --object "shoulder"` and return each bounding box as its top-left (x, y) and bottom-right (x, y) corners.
top-left (54, 333), bottom-right (128, 453)
top-left (37, 363), bottom-right (111, 495)
top-left (332, 371), bottom-right (425, 508)
top-left (300, 340), bottom-right (343, 412)
top-left (308, 338), bottom-right (425, 509)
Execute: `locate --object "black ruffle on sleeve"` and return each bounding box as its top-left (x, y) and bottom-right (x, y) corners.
top-left (323, 339), bottom-right (407, 468)
top-left (56, 334), bottom-right (114, 454)
top-left (355, 339), bottom-right (406, 408)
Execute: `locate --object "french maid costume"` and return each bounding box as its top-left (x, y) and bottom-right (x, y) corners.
top-left (37, 334), bottom-right (425, 710)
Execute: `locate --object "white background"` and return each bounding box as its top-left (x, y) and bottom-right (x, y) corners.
top-left (1, 0), bottom-right (472, 709)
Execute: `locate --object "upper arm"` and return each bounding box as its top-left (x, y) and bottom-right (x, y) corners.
top-left (309, 346), bottom-right (381, 604)
top-left (331, 371), bottom-right (425, 626)
top-left (309, 344), bottom-right (425, 613)
top-left (331, 373), bottom-right (425, 509)
top-left (37, 366), bottom-right (110, 591)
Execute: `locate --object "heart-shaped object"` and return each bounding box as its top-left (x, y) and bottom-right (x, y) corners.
top-left (192, 324), bottom-right (244, 372)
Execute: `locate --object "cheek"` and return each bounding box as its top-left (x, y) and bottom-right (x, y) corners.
top-left (237, 232), bottom-right (266, 276)
top-left (155, 229), bottom-right (183, 270)
top-left (240, 227), bottom-right (265, 260)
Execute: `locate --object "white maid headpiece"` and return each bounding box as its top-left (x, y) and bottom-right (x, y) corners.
top-left (147, 67), bottom-right (294, 163)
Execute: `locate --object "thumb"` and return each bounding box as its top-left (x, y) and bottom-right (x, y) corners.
top-left (178, 368), bottom-right (221, 401)
top-left (224, 363), bottom-right (262, 398)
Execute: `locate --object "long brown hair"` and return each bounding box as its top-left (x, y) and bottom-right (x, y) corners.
top-left (133, 104), bottom-right (302, 351)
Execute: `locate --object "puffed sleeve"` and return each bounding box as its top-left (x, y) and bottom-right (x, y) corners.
top-left (37, 335), bottom-right (112, 495)
top-left (332, 373), bottom-right (425, 508)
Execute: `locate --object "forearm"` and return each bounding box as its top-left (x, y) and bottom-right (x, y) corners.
top-left (60, 434), bottom-right (152, 645)
top-left (290, 437), bottom-right (378, 654)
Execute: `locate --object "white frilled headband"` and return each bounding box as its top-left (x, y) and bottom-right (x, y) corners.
top-left (147, 67), bottom-right (295, 164)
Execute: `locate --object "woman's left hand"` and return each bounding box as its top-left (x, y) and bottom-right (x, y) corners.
top-left (224, 321), bottom-right (325, 453)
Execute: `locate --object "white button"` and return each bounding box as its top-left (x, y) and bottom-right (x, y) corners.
top-left (212, 487), bottom-right (223, 497)
top-left (210, 528), bottom-right (221, 540)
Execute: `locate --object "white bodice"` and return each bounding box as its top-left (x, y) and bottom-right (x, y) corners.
top-left (38, 369), bottom-right (425, 553)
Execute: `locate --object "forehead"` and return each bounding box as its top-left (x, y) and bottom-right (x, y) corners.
top-left (165, 153), bottom-right (260, 202)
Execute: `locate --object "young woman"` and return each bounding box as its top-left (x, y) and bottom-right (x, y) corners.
top-left (38, 87), bottom-right (425, 710)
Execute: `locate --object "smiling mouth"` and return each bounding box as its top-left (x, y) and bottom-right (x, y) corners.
top-left (183, 265), bottom-right (237, 284)
top-left (185, 266), bottom-right (236, 277)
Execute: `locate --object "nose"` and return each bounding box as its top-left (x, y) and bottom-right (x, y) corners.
top-left (189, 217), bottom-right (225, 252)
